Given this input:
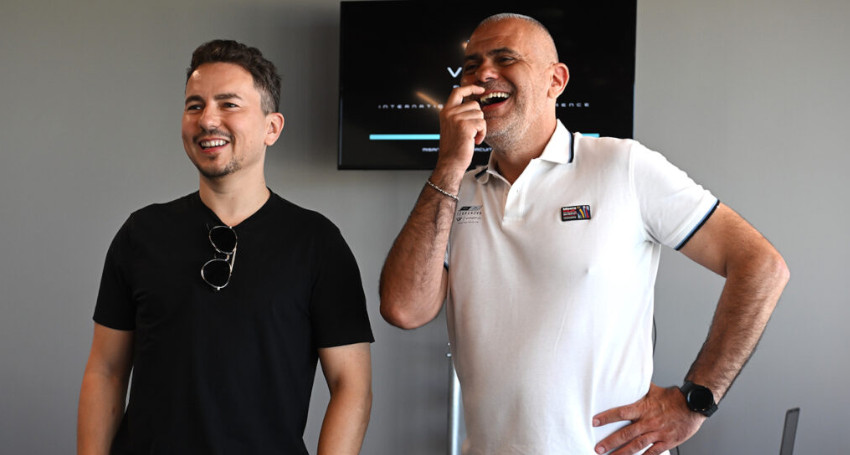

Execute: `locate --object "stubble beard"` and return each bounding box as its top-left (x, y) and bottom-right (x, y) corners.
top-left (196, 155), bottom-right (241, 180)
top-left (484, 111), bottom-right (525, 154)
top-left (192, 127), bottom-right (241, 180)
top-left (484, 93), bottom-right (551, 156)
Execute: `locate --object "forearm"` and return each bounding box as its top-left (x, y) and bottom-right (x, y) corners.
top-left (316, 382), bottom-right (372, 455)
top-left (379, 176), bottom-right (458, 329)
top-left (77, 372), bottom-right (128, 455)
top-left (380, 84), bottom-right (483, 329)
top-left (685, 246), bottom-right (789, 400)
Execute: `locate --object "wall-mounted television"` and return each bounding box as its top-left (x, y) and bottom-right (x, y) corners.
top-left (338, 0), bottom-right (636, 170)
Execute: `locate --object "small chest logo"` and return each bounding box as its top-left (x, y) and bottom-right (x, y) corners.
top-left (456, 205), bottom-right (483, 224)
top-left (561, 205), bottom-right (592, 222)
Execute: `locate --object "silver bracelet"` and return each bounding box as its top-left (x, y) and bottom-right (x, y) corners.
top-left (425, 179), bottom-right (459, 202)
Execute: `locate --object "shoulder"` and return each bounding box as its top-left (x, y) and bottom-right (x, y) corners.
top-left (112, 193), bottom-right (203, 247)
top-left (573, 134), bottom-right (640, 158)
top-left (103, 193), bottom-right (199, 263)
top-left (573, 135), bottom-right (672, 173)
top-left (265, 192), bottom-right (345, 239)
top-left (269, 193), bottom-right (337, 226)
top-left (126, 192), bottom-right (200, 225)
top-left (570, 135), bottom-right (644, 176)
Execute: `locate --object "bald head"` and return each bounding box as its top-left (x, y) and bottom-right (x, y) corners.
top-left (474, 13), bottom-right (559, 63)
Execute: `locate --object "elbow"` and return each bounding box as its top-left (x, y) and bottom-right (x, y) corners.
top-left (379, 287), bottom-right (435, 330)
top-left (379, 298), bottom-right (426, 330)
top-left (378, 270), bottom-right (443, 330)
top-left (759, 243), bottom-right (790, 288)
top-left (766, 251), bottom-right (790, 315)
top-left (754, 246), bottom-right (791, 309)
top-left (771, 250), bottom-right (791, 290)
top-left (377, 279), bottom-right (414, 329)
top-left (739, 239), bottom-right (791, 288)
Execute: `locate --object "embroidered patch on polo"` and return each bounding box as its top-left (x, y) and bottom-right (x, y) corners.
top-left (456, 205), bottom-right (483, 224)
top-left (561, 205), bottom-right (591, 221)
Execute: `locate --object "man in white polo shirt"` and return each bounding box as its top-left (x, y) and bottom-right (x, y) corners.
top-left (380, 13), bottom-right (789, 455)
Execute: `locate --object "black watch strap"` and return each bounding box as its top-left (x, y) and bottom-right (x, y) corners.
top-left (679, 380), bottom-right (718, 417)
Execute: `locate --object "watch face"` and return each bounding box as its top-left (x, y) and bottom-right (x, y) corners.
top-left (689, 387), bottom-right (714, 410)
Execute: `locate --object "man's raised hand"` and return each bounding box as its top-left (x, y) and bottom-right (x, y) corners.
top-left (435, 85), bottom-right (486, 181)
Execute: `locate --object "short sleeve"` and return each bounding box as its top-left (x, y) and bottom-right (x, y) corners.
top-left (93, 218), bottom-right (136, 330)
top-left (309, 222), bottom-right (374, 348)
top-left (630, 142), bottom-right (719, 250)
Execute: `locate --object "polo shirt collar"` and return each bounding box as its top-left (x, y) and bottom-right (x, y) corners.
top-left (475, 120), bottom-right (573, 183)
top-left (538, 120), bottom-right (573, 164)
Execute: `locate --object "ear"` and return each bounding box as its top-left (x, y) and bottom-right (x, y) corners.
top-left (264, 113), bottom-right (285, 146)
top-left (548, 63), bottom-right (569, 98)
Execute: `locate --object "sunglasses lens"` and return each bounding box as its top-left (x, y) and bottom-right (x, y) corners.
top-left (202, 259), bottom-right (231, 288)
top-left (209, 226), bottom-right (237, 253)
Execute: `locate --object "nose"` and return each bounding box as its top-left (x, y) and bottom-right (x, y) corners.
top-left (198, 106), bottom-right (221, 131)
top-left (475, 60), bottom-right (499, 83)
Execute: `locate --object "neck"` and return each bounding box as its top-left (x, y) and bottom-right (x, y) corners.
top-left (490, 116), bottom-right (558, 184)
top-left (198, 171), bottom-right (270, 226)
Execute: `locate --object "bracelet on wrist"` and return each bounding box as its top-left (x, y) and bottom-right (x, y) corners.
top-left (425, 179), bottom-right (459, 202)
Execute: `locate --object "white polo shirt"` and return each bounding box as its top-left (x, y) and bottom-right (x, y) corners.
top-left (446, 121), bottom-right (717, 455)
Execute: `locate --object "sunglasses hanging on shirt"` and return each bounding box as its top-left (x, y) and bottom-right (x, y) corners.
top-left (201, 225), bottom-right (237, 291)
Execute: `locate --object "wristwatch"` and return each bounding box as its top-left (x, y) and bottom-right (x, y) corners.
top-left (679, 380), bottom-right (718, 417)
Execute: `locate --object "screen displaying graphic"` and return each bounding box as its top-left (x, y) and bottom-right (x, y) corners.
top-left (338, 0), bottom-right (637, 169)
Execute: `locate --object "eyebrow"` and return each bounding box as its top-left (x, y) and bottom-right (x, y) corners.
top-left (465, 47), bottom-right (520, 62)
top-left (184, 93), bottom-right (243, 106)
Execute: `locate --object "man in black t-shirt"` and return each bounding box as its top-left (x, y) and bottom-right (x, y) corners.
top-left (77, 40), bottom-right (374, 455)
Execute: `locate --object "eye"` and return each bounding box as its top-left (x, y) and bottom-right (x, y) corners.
top-left (185, 104), bottom-right (202, 112)
top-left (222, 102), bottom-right (239, 108)
top-left (497, 56), bottom-right (516, 65)
top-left (462, 63), bottom-right (478, 74)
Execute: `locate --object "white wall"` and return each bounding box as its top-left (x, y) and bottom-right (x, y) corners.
top-left (0, 0), bottom-right (847, 453)
top-left (639, 1), bottom-right (850, 453)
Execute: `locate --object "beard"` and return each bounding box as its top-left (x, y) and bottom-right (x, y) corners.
top-left (196, 156), bottom-right (241, 180)
top-left (483, 111), bottom-right (527, 153)
top-left (477, 83), bottom-right (527, 153)
top-left (483, 92), bottom-right (553, 156)
top-left (191, 127), bottom-right (240, 179)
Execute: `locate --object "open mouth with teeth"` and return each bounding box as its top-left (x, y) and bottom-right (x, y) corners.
top-left (477, 92), bottom-right (511, 108)
top-left (199, 139), bottom-right (229, 150)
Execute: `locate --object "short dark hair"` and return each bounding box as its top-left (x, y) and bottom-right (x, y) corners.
top-left (187, 40), bottom-right (281, 114)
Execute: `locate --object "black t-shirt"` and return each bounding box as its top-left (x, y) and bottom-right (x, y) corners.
top-left (94, 191), bottom-right (373, 454)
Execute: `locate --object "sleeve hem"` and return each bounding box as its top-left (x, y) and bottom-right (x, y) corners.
top-left (674, 199), bottom-right (720, 250)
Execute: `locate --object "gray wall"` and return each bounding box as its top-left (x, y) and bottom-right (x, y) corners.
top-left (1, 0), bottom-right (846, 453)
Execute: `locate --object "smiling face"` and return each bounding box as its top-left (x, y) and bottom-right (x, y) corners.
top-left (182, 62), bottom-right (283, 181)
top-left (461, 17), bottom-right (567, 152)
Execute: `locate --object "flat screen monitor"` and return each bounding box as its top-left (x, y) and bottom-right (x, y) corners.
top-left (338, 0), bottom-right (637, 170)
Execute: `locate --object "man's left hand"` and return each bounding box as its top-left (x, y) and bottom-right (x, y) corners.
top-left (592, 383), bottom-right (705, 455)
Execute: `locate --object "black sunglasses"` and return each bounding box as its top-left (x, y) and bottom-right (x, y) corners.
top-left (201, 225), bottom-right (237, 291)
